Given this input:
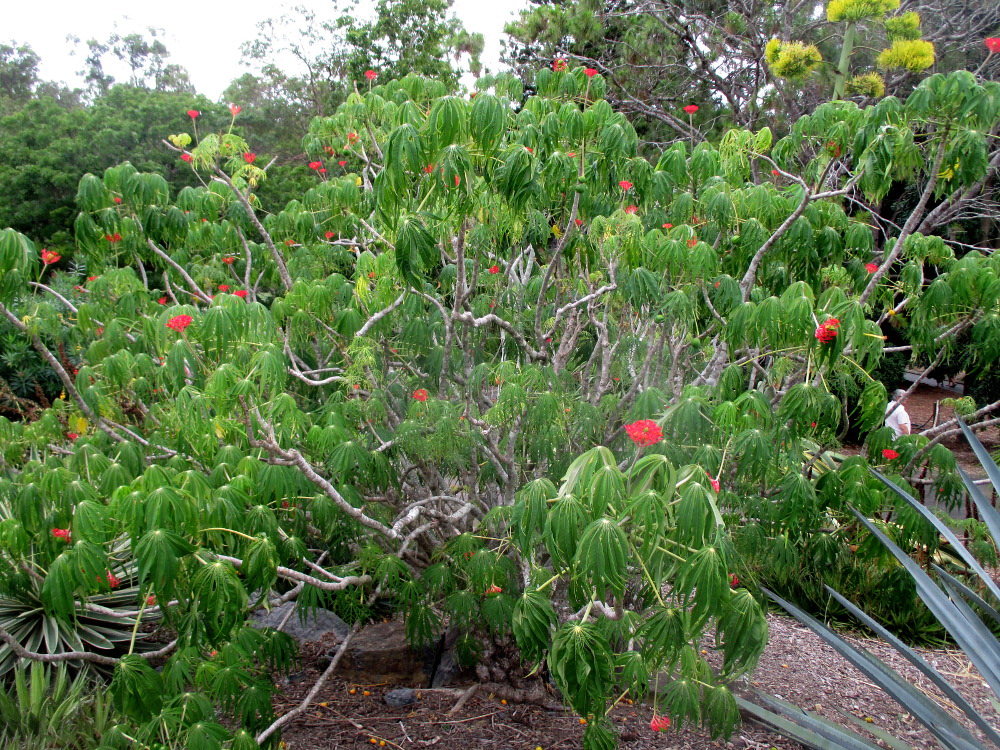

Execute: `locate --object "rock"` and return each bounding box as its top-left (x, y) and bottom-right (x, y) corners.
top-left (384, 688), bottom-right (418, 707)
top-left (251, 602), bottom-right (350, 643)
top-left (335, 620), bottom-right (426, 683)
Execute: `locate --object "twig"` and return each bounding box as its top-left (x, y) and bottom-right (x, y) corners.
top-left (447, 683), bottom-right (479, 716)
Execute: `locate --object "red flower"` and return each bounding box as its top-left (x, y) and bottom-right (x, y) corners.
top-left (525, 146), bottom-right (533, 153)
top-left (66, 432), bottom-right (79, 441)
top-left (187, 109), bottom-right (199, 119)
top-left (687, 238), bottom-right (698, 248)
top-left (574, 219), bottom-right (583, 226)
top-left (624, 205), bottom-right (638, 214)
top-left (113, 197), bottom-right (122, 203)
top-left (714, 281), bottom-right (720, 288)
top-left (568, 152), bottom-right (576, 157)
top-left (243, 152), bottom-right (256, 163)
top-left (662, 223), bottom-right (672, 229)
top-left (424, 164), bottom-right (435, 173)
top-left (325, 231), bottom-right (336, 239)
top-left (650, 715), bottom-right (671, 732)
top-left (324, 146), bottom-right (335, 155)
top-left (234, 290), bottom-right (248, 299)
top-left (987, 38), bottom-right (1000, 53)
top-left (284, 238), bottom-right (295, 246)
top-left (338, 160), bottom-right (347, 167)
top-left (222, 256), bottom-right (235, 264)
top-left (166, 314), bottom-right (193, 332)
top-left (625, 419), bottom-right (662, 447)
top-left (181, 153), bottom-right (193, 163)
top-left (489, 265), bottom-right (500, 274)
top-left (810, 421), bottom-right (817, 428)
top-left (454, 174), bottom-right (461, 186)
top-left (729, 573), bottom-right (740, 587)
top-left (219, 284), bottom-right (230, 291)
top-left (52, 528), bottom-right (71, 542)
top-left (87, 276), bottom-right (97, 282)
top-left (771, 169), bottom-right (780, 176)
top-left (106, 571), bottom-right (121, 589)
top-left (683, 104), bottom-right (699, 114)
top-left (865, 262), bottom-right (878, 273)
top-left (348, 132), bottom-right (359, 143)
top-left (814, 317), bottom-right (841, 343)
top-left (41, 249), bottom-right (61, 265)
top-left (364, 69), bottom-right (377, 80)
top-left (619, 180), bottom-right (633, 191)
top-left (158, 297), bottom-right (167, 305)
top-left (229, 104), bottom-right (242, 116)
top-left (706, 471), bottom-right (721, 493)
top-left (105, 233), bottom-right (122, 243)
top-left (882, 448), bottom-right (899, 460)
top-left (309, 161), bottom-right (323, 170)
top-left (147, 595), bottom-right (156, 606)
top-left (413, 389), bottom-right (429, 402)
top-left (486, 584), bottom-right (503, 595)
top-left (584, 68), bottom-right (598, 77)
top-left (553, 58), bottom-right (567, 71)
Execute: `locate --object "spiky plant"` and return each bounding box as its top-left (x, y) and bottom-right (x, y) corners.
top-left (740, 418), bottom-right (1000, 749)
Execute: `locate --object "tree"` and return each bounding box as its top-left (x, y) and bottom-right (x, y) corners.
top-left (504, 0), bottom-right (1000, 139)
top-left (2, 63), bottom-right (1000, 749)
top-left (0, 42), bottom-right (41, 115)
top-left (69, 28), bottom-right (195, 100)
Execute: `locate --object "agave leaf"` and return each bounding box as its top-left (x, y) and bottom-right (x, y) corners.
top-left (825, 585), bottom-right (1000, 747)
top-left (851, 510), bottom-right (1000, 699)
top-left (870, 470), bottom-right (1000, 605)
top-left (956, 463), bottom-right (1000, 548)
top-left (736, 694), bottom-right (886, 750)
top-left (761, 586), bottom-right (983, 749)
top-left (833, 708), bottom-right (916, 750)
top-left (956, 418), bottom-right (1000, 541)
top-left (934, 567), bottom-right (1000, 629)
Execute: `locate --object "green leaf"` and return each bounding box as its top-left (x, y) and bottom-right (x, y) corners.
top-left (109, 654), bottom-right (163, 722)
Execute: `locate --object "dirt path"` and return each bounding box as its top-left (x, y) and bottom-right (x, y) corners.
top-left (274, 611), bottom-right (997, 750)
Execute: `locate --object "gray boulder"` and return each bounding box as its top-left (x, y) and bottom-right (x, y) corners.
top-left (251, 602), bottom-right (350, 643)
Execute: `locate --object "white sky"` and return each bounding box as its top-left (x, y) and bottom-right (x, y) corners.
top-left (5, 0), bottom-right (530, 99)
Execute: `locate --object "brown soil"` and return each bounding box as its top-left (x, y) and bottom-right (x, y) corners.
top-left (273, 612), bottom-right (999, 750)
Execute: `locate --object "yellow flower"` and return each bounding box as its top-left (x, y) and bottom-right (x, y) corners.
top-left (884, 12), bottom-right (922, 42)
top-left (877, 40), bottom-right (935, 72)
top-left (846, 73), bottom-right (886, 98)
top-left (551, 224), bottom-right (562, 238)
top-left (827, 0), bottom-right (899, 23)
top-left (766, 41), bottom-right (823, 79)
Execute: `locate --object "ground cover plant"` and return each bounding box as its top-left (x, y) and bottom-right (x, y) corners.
top-left (0, 55), bottom-right (999, 750)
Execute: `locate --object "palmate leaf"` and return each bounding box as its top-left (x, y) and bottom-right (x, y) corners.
top-left (548, 621), bottom-right (615, 720)
top-left (190, 560), bottom-right (249, 645)
top-left (110, 654), bottom-right (163, 722)
top-left (715, 589), bottom-right (768, 678)
top-left (673, 544), bottom-right (728, 625)
top-left (135, 528), bottom-right (195, 597)
top-left (573, 518), bottom-right (629, 599)
top-left (512, 589), bottom-right (557, 663)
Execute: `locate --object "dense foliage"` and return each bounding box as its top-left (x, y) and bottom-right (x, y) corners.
top-left (1, 31), bottom-right (1000, 750)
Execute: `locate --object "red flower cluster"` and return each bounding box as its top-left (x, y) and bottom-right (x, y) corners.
top-left (66, 432), bottom-right (79, 441)
top-left (222, 256), bottom-right (235, 264)
top-left (486, 584), bottom-right (503, 595)
top-left (147, 595), bottom-right (156, 606)
top-left (364, 70), bottom-right (378, 80)
top-left (424, 164), bottom-right (435, 173)
top-left (325, 231), bottom-right (336, 239)
top-left (187, 109), bottom-right (199, 119)
top-left (625, 419), bottom-right (663, 447)
top-left (114, 197), bottom-right (122, 204)
top-left (105, 233), bottom-right (122, 243)
top-left (105, 571), bottom-right (121, 589)
top-left (687, 238), bottom-right (698, 248)
top-left (706, 471), bottom-right (721, 493)
top-left (309, 161), bottom-right (323, 170)
top-left (574, 219), bottom-right (583, 227)
top-left (584, 68), bottom-right (598, 77)
top-left (234, 290), bottom-right (247, 299)
top-left (52, 528), bottom-right (71, 542)
top-left (181, 153), bottom-right (193, 163)
top-left (41, 249), bottom-right (61, 265)
top-left (624, 205), bottom-right (638, 214)
top-left (988, 38), bottom-right (1000, 53)
top-left (729, 573), bottom-right (740, 588)
top-left (882, 448), bottom-right (899, 460)
top-left (683, 104), bottom-right (699, 114)
top-left (348, 132), bottom-right (359, 143)
top-left (650, 715), bottom-right (671, 732)
top-left (338, 160), bottom-right (347, 167)
top-left (413, 388), bottom-right (429, 402)
top-left (619, 180), bottom-right (633, 191)
top-left (230, 104), bottom-right (242, 116)
top-left (243, 152), bottom-right (256, 163)
top-left (219, 284), bottom-right (230, 291)
top-left (158, 297), bottom-right (167, 305)
top-left (488, 265), bottom-right (500, 274)
top-left (814, 317), bottom-right (840, 343)
top-left (662, 223), bottom-right (672, 229)
top-left (166, 314), bottom-right (193, 332)
top-left (553, 58), bottom-right (567, 71)
top-left (865, 262), bottom-right (879, 273)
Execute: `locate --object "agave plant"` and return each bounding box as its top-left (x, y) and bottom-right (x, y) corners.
top-left (740, 418), bottom-right (1000, 749)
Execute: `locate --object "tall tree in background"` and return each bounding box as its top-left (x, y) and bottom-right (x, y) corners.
top-left (505, 0), bottom-right (1000, 141)
top-left (69, 28), bottom-right (195, 100)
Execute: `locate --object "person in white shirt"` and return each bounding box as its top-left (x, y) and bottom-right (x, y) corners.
top-left (885, 389), bottom-right (911, 438)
